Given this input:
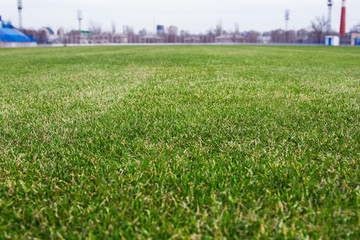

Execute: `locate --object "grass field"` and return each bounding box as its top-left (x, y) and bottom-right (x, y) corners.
top-left (0, 45), bottom-right (359, 239)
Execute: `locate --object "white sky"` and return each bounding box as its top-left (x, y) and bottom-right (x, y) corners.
top-left (1, 0), bottom-right (359, 34)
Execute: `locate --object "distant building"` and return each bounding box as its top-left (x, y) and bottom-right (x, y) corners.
top-left (24, 27), bottom-right (58, 44)
top-left (270, 29), bottom-right (285, 43)
top-left (325, 36), bottom-right (340, 46)
top-left (112, 34), bottom-right (128, 44)
top-left (156, 25), bottom-right (165, 35)
top-left (258, 36), bottom-right (271, 44)
top-left (168, 26), bottom-right (178, 36)
top-left (184, 36), bottom-right (201, 43)
top-left (41, 27), bottom-right (58, 43)
top-left (216, 34), bottom-right (232, 43)
top-left (139, 29), bottom-right (147, 36)
top-left (66, 30), bottom-right (88, 44)
top-left (296, 29), bottom-right (310, 43)
top-left (167, 25), bottom-right (178, 43)
top-left (233, 34), bottom-right (246, 43)
top-left (215, 34), bottom-right (246, 44)
top-left (140, 34), bottom-right (164, 44)
top-left (90, 32), bottom-right (127, 44)
top-left (351, 32), bottom-right (360, 46)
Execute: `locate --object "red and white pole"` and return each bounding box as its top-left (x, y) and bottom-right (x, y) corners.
top-left (339, 0), bottom-right (346, 37)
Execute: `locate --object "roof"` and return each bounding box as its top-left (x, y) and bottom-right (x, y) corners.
top-left (44, 27), bottom-right (55, 35)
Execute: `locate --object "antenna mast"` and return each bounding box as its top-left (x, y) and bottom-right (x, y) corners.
top-left (17, 0), bottom-right (23, 29)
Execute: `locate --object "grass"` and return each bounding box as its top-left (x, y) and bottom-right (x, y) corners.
top-left (0, 45), bottom-right (359, 239)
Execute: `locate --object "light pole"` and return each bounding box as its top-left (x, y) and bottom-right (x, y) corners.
top-left (327, 0), bottom-right (333, 33)
top-left (285, 10), bottom-right (290, 43)
top-left (18, 0), bottom-right (23, 29)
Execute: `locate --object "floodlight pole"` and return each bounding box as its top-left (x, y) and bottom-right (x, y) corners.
top-left (18, 0), bottom-right (23, 29)
top-left (78, 10), bottom-right (83, 32)
top-left (327, 0), bottom-right (333, 33)
top-left (285, 10), bottom-right (290, 43)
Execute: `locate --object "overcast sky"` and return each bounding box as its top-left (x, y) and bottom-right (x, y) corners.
top-left (1, 0), bottom-right (359, 33)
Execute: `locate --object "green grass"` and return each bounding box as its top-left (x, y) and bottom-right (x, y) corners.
top-left (0, 45), bottom-right (359, 239)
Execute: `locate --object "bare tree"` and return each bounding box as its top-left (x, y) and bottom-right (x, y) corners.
top-left (167, 25), bottom-right (178, 43)
top-left (89, 21), bottom-right (102, 34)
top-left (215, 20), bottom-right (222, 36)
top-left (351, 22), bottom-right (360, 32)
top-left (234, 22), bottom-right (240, 34)
top-left (111, 21), bottom-right (116, 34)
top-left (243, 30), bottom-right (261, 43)
top-left (124, 26), bottom-right (136, 43)
top-left (287, 30), bottom-right (297, 43)
top-left (310, 16), bottom-right (328, 43)
top-left (271, 29), bottom-right (285, 43)
top-left (205, 29), bottom-right (215, 43)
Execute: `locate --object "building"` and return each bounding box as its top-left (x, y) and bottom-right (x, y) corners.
top-left (296, 29), bottom-right (310, 43)
top-left (184, 36), bottom-right (201, 43)
top-left (111, 34), bottom-right (128, 44)
top-left (66, 30), bottom-right (90, 44)
top-left (351, 32), bottom-right (360, 46)
top-left (216, 34), bottom-right (233, 43)
top-left (215, 34), bottom-right (246, 44)
top-left (156, 25), bottom-right (165, 35)
top-left (325, 36), bottom-right (340, 46)
top-left (258, 36), bottom-right (271, 44)
top-left (140, 34), bottom-right (164, 44)
top-left (167, 26), bottom-right (178, 43)
top-left (90, 32), bottom-right (127, 44)
top-left (23, 27), bottom-right (58, 44)
top-left (40, 27), bottom-right (58, 43)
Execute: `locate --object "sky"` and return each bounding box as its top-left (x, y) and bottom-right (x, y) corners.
top-left (1, 0), bottom-right (359, 34)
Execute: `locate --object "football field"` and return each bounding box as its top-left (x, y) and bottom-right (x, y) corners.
top-left (0, 45), bottom-right (359, 239)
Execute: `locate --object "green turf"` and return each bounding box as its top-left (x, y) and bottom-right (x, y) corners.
top-left (0, 45), bottom-right (359, 239)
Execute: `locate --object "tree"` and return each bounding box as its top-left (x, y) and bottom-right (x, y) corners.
top-left (351, 22), bottom-right (360, 32)
top-left (270, 29), bottom-right (285, 43)
top-left (124, 26), bottom-right (136, 43)
top-left (234, 22), bottom-right (240, 34)
top-left (111, 22), bottom-right (116, 34)
top-left (89, 21), bottom-right (102, 34)
top-left (215, 20), bottom-right (222, 36)
top-left (245, 30), bottom-right (261, 43)
top-left (167, 26), bottom-right (178, 43)
top-left (310, 16), bottom-right (328, 43)
top-left (205, 29), bottom-right (215, 43)
top-left (287, 30), bottom-right (297, 43)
